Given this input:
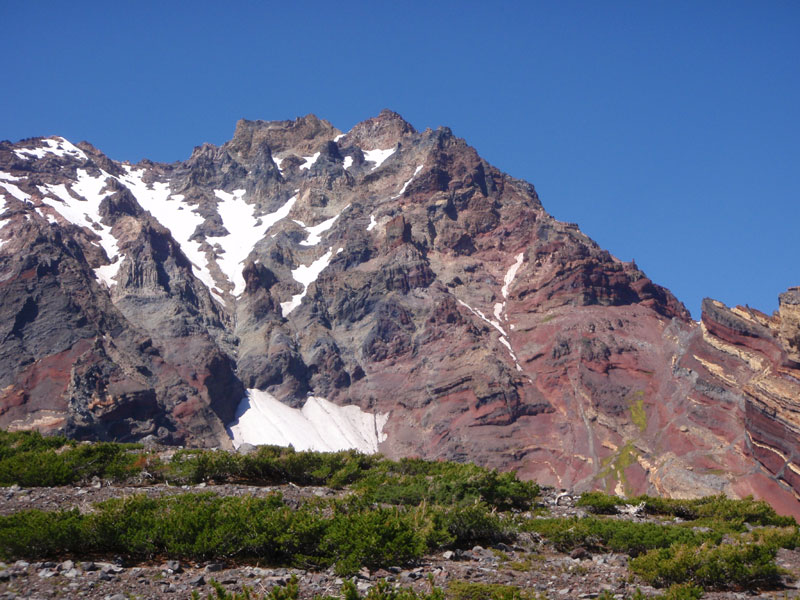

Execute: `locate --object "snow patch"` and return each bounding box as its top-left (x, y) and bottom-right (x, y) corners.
top-left (14, 137), bottom-right (87, 161)
top-left (367, 214), bottom-right (377, 232)
top-left (260, 193), bottom-right (298, 230)
top-left (498, 337), bottom-right (523, 371)
top-left (333, 133), bottom-right (345, 142)
top-left (457, 299), bottom-right (507, 337)
top-left (493, 302), bottom-right (504, 322)
top-left (392, 164), bottom-right (423, 198)
top-left (492, 252), bottom-right (525, 324)
top-left (298, 215), bottom-right (336, 245)
top-left (363, 147), bottom-right (395, 171)
top-left (299, 152), bottom-right (321, 170)
top-left (208, 189), bottom-right (253, 295)
top-left (0, 181), bottom-right (31, 202)
top-left (228, 389), bottom-right (389, 453)
top-left (0, 195), bottom-right (7, 249)
top-left (207, 190), bottom-right (299, 296)
top-left (342, 156), bottom-right (353, 170)
top-left (280, 247), bottom-right (334, 316)
top-left (38, 172), bottom-right (120, 282)
top-left (0, 172), bottom-right (22, 182)
top-left (297, 205), bottom-right (348, 246)
top-left (119, 167), bottom-right (215, 291)
top-left (94, 262), bottom-right (121, 287)
top-left (458, 299), bottom-right (522, 371)
top-left (502, 252), bottom-right (524, 299)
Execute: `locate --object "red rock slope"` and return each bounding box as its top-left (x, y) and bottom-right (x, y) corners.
top-left (0, 112), bottom-right (797, 517)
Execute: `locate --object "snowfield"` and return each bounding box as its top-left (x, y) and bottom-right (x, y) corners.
top-left (227, 389), bottom-right (389, 453)
top-left (280, 247), bottom-right (336, 316)
top-left (363, 147), bottom-right (395, 170)
top-left (13, 137), bottom-right (87, 161)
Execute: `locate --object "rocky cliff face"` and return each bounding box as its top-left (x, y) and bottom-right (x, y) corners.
top-left (683, 295), bottom-right (800, 517)
top-left (0, 112), bottom-right (797, 515)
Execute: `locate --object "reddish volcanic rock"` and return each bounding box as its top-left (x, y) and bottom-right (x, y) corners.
top-left (1, 114), bottom-right (798, 518)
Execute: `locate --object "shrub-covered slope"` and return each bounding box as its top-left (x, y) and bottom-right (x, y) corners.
top-left (0, 436), bottom-right (798, 599)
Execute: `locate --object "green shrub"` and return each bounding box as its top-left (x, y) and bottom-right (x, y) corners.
top-left (90, 494), bottom-right (162, 556)
top-left (0, 430), bottom-right (72, 454)
top-left (435, 502), bottom-right (514, 548)
top-left (691, 495), bottom-right (794, 527)
top-left (322, 502), bottom-right (426, 575)
top-left (194, 576), bottom-right (449, 600)
top-left (446, 581), bottom-right (546, 600)
top-left (630, 584), bottom-right (704, 600)
top-left (576, 491), bottom-right (623, 514)
top-left (165, 447), bottom-right (380, 488)
top-left (0, 492), bottom-right (503, 574)
top-left (523, 516), bottom-right (712, 556)
top-left (749, 525), bottom-right (800, 550)
top-left (0, 508), bottom-right (87, 557)
top-left (351, 458), bottom-right (538, 510)
top-left (0, 433), bottom-right (538, 512)
top-left (196, 577), bottom-right (295, 600)
top-left (576, 491), bottom-right (795, 527)
top-left (342, 579), bottom-right (446, 600)
top-left (629, 540), bottom-right (781, 589)
top-left (0, 431), bottom-right (141, 487)
top-left (660, 583), bottom-right (704, 600)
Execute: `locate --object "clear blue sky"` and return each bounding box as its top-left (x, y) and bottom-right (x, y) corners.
top-left (3, 1), bottom-right (798, 318)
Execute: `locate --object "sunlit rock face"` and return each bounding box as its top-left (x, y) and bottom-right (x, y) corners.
top-left (1, 111), bottom-right (798, 517)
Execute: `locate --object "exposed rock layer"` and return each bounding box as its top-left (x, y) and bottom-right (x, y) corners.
top-left (0, 112), bottom-right (797, 516)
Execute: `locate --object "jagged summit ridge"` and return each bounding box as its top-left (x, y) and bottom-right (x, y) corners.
top-left (1, 111), bottom-right (799, 518)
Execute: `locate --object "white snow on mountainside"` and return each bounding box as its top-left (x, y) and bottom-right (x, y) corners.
top-left (227, 389), bottom-right (389, 453)
top-left (363, 147), bottom-right (395, 171)
top-left (13, 137), bottom-right (87, 161)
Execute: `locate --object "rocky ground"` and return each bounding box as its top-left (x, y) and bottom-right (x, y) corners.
top-left (0, 485), bottom-right (798, 600)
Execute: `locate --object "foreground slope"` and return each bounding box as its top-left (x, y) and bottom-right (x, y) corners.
top-left (0, 111), bottom-right (797, 515)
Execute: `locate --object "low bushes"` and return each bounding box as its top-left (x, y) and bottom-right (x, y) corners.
top-left (0, 433), bottom-right (538, 513)
top-left (630, 540), bottom-right (782, 589)
top-left (522, 516), bottom-right (715, 557)
top-left (574, 491), bottom-right (621, 514)
top-left (629, 584), bottom-right (704, 600)
top-left (577, 491), bottom-right (795, 527)
top-left (195, 576), bottom-right (448, 600)
top-left (446, 581), bottom-right (546, 600)
top-left (0, 431), bottom-right (140, 486)
top-left (349, 458), bottom-right (539, 511)
top-left (0, 492), bottom-right (514, 575)
top-left (167, 451), bottom-right (539, 511)
top-left (197, 578), bottom-right (703, 600)
top-left (527, 497), bottom-right (799, 591)
top-left (2, 432), bottom-right (797, 593)
top-left (165, 446), bottom-right (381, 488)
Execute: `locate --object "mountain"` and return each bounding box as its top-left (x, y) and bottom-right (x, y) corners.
top-left (0, 110), bottom-right (798, 516)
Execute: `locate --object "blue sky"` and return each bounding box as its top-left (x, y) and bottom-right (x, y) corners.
top-left (3, 1), bottom-right (798, 318)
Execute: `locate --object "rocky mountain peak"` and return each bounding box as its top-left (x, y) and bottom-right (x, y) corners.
top-left (1, 113), bottom-right (799, 518)
top-left (230, 114), bottom-right (339, 159)
top-left (342, 109), bottom-right (416, 151)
